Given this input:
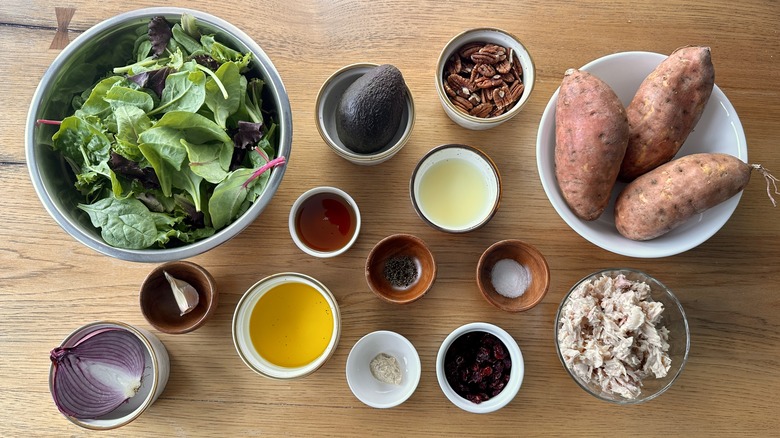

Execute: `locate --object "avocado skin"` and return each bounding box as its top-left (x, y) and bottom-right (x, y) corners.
top-left (335, 64), bottom-right (407, 154)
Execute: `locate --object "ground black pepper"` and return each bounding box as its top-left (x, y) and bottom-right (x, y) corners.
top-left (383, 255), bottom-right (419, 289)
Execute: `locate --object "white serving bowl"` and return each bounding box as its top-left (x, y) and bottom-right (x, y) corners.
top-left (435, 28), bottom-right (535, 130)
top-left (436, 322), bottom-right (524, 413)
top-left (346, 331), bottom-right (421, 408)
top-left (49, 321), bottom-right (170, 430)
top-left (288, 186), bottom-right (361, 258)
top-left (536, 51), bottom-right (747, 258)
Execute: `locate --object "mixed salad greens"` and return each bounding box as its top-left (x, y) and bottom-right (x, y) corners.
top-left (43, 14), bottom-right (284, 249)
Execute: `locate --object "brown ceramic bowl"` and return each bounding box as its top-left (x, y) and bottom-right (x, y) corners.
top-left (365, 234), bottom-right (437, 304)
top-left (140, 261), bottom-right (218, 334)
top-left (476, 240), bottom-right (549, 312)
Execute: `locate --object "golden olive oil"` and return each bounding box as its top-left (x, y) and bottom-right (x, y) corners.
top-left (249, 282), bottom-right (333, 368)
top-left (418, 158), bottom-right (490, 229)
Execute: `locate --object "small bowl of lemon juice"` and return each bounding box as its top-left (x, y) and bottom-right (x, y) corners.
top-left (410, 144), bottom-right (501, 233)
top-left (232, 273), bottom-right (341, 379)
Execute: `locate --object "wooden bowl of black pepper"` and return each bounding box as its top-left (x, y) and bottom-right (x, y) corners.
top-left (365, 234), bottom-right (437, 304)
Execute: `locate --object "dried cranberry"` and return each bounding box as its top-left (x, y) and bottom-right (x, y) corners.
top-left (476, 347), bottom-right (490, 363)
top-left (493, 343), bottom-right (506, 360)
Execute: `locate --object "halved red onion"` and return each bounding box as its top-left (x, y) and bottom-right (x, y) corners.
top-left (51, 327), bottom-right (146, 419)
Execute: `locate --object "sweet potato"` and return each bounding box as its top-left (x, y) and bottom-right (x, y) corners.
top-left (615, 153), bottom-right (752, 240)
top-left (555, 68), bottom-right (629, 221)
top-left (619, 46), bottom-right (715, 181)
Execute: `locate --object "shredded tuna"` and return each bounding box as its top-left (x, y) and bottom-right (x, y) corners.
top-left (557, 273), bottom-right (671, 399)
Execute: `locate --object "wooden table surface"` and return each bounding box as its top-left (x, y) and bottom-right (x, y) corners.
top-left (2, 0), bottom-right (779, 436)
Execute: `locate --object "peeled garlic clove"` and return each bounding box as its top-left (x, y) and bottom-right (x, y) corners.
top-left (163, 271), bottom-right (199, 316)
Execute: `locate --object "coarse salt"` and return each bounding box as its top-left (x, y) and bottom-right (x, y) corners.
top-left (490, 258), bottom-right (531, 298)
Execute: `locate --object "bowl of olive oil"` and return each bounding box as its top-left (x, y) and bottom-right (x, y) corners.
top-left (410, 144), bottom-right (501, 233)
top-left (232, 273), bottom-right (341, 379)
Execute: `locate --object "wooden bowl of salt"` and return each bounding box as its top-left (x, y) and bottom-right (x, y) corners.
top-left (476, 239), bottom-right (550, 312)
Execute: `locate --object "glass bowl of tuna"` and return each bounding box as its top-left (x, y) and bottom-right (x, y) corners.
top-left (554, 268), bottom-right (690, 404)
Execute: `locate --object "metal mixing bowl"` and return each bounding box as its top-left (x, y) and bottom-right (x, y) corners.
top-left (25, 8), bottom-right (292, 262)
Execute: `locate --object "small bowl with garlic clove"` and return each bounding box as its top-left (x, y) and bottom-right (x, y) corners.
top-left (140, 261), bottom-right (218, 334)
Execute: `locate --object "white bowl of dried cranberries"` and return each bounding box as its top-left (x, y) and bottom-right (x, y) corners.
top-left (436, 322), bottom-right (524, 413)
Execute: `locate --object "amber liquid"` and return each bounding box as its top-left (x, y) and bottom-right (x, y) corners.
top-left (248, 282), bottom-right (334, 368)
top-left (295, 192), bottom-right (357, 252)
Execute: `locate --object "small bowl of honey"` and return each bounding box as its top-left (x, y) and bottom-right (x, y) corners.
top-left (232, 272), bottom-right (341, 379)
top-left (289, 186), bottom-right (361, 258)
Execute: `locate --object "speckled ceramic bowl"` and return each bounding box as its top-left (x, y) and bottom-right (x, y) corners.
top-left (435, 28), bottom-right (535, 130)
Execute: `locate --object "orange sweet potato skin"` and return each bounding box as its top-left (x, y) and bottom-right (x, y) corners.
top-left (615, 153), bottom-right (751, 240)
top-left (619, 46), bottom-right (715, 181)
top-left (555, 68), bottom-right (629, 221)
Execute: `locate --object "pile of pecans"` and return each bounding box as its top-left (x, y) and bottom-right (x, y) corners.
top-left (442, 42), bottom-right (525, 118)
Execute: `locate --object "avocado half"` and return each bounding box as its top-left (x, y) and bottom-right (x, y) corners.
top-left (335, 64), bottom-right (408, 154)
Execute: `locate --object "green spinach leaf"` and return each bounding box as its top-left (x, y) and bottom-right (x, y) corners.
top-left (104, 86), bottom-right (155, 113)
top-left (78, 197), bottom-right (159, 249)
top-left (152, 110), bottom-right (232, 144)
top-left (147, 69), bottom-right (206, 115)
top-left (183, 139), bottom-right (232, 184)
top-left (205, 61), bottom-right (242, 129)
top-left (207, 167), bottom-right (256, 230)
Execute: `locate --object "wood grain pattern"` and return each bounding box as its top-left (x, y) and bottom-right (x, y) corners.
top-left (1, 1), bottom-right (779, 436)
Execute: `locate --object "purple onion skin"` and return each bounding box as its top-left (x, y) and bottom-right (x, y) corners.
top-left (50, 327), bottom-right (146, 419)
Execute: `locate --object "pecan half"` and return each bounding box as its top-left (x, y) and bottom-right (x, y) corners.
top-left (496, 59), bottom-right (511, 74)
top-left (452, 95), bottom-right (474, 112)
top-left (471, 52), bottom-right (500, 65)
top-left (458, 42), bottom-right (483, 59)
top-left (475, 63), bottom-right (497, 77)
top-left (469, 103), bottom-right (493, 118)
top-left (447, 74), bottom-right (475, 93)
top-left (512, 53), bottom-right (523, 79)
top-left (489, 106), bottom-right (506, 117)
top-left (475, 75), bottom-right (504, 89)
top-left (443, 81), bottom-right (457, 98)
top-left (492, 84), bottom-right (512, 110)
top-left (508, 80), bottom-right (525, 102)
top-left (445, 55), bottom-right (462, 77)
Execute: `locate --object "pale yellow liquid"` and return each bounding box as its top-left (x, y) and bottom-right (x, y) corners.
top-left (418, 158), bottom-right (490, 229)
top-left (249, 282), bottom-right (334, 368)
